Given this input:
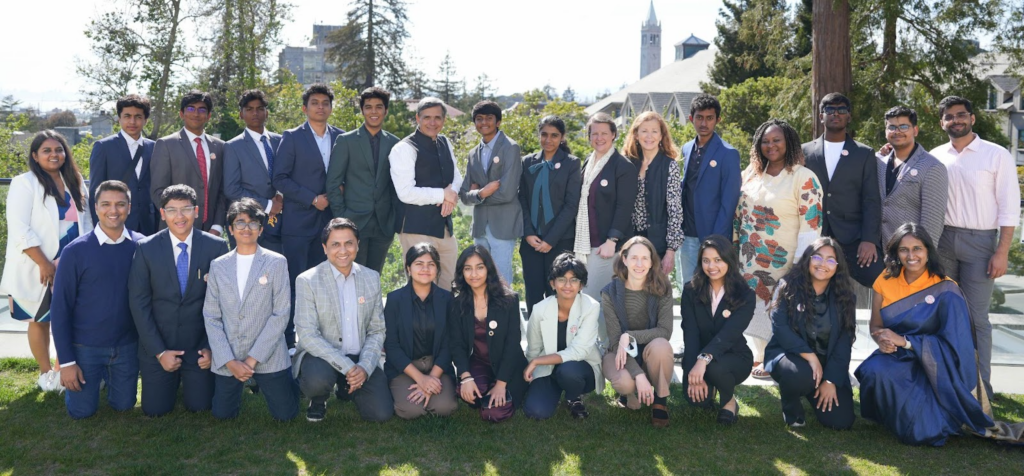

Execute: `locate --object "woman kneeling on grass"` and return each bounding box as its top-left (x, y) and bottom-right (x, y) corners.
top-left (764, 237), bottom-right (856, 430)
top-left (522, 253), bottom-right (602, 420)
top-left (680, 235), bottom-right (756, 425)
top-left (602, 236), bottom-right (675, 427)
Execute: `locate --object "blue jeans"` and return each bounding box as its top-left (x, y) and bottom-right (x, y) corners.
top-left (522, 361), bottom-right (595, 420)
top-left (475, 225), bottom-right (516, 286)
top-left (64, 342), bottom-right (139, 419)
top-left (674, 236), bottom-right (701, 292)
top-left (212, 368), bottom-right (298, 421)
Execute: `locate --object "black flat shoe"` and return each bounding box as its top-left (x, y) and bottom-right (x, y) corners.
top-left (568, 399), bottom-right (590, 419)
top-left (717, 401), bottom-right (739, 425)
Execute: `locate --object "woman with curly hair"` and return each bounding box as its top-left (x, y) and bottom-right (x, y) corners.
top-left (763, 237), bottom-right (857, 430)
top-left (448, 245), bottom-right (527, 422)
top-left (734, 119), bottom-right (823, 378)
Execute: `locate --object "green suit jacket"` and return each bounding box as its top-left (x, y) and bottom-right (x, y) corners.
top-left (326, 125), bottom-right (400, 236)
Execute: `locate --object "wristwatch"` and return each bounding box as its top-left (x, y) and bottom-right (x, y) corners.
top-left (698, 353), bottom-right (713, 363)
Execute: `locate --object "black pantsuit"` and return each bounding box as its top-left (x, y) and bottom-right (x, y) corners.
top-left (520, 238), bottom-right (574, 317)
top-left (448, 293), bottom-right (529, 408)
top-left (680, 283), bottom-right (756, 408)
top-left (769, 353), bottom-right (854, 430)
top-left (682, 353), bottom-right (751, 408)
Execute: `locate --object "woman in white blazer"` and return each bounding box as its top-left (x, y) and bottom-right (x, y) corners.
top-left (523, 252), bottom-right (602, 420)
top-left (1, 130), bottom-right (91, 391)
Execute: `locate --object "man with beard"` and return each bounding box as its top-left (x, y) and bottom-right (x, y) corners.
top-left (930, 95), bottom-right (1019, 398)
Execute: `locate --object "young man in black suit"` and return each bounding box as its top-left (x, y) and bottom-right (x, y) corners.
top-left (88, 94), bottom-right (158, 235)
top-left (129, 185), bottom-right (229, 417)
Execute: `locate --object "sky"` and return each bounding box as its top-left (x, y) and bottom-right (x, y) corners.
top-left (0, 0), bottom-right (723, 111)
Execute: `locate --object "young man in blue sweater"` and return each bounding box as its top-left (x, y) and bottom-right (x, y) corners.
top-left (52, 180), bottom-right (144, 419)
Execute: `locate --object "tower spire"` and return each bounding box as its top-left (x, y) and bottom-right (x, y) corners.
top-left (646, 0), bottom-right (658, 26)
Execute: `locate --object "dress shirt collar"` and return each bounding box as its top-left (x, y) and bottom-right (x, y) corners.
top-left (480, 130), bottom-right (502, 149)
top-left (245, 127), bottom-right (270, 143)
top-left (941, 133), bottom-right (982, 156)
top-left (330, 262), bottom-right (363, 280)
top-left (170, 229), bottom-right (194, 251)
top-left (183, 128), bottom-right (206, 144)
top-left (306, 121), bottom-right (329, 139)
top-left (94, 225), bottom-right (133, 246)
top-left (710, 284), bottom-right (726, 315)
top-left (119, 129), bottom-right (142, 148)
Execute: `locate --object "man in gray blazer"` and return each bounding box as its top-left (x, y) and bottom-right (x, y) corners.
top-left (292, 218), bottom-right (393, 422)
top-left (325, 87), bottom-right (400, 272)
top-left (150, 90), bottom-right (227, 234)
top-left (223, 89), bottom-right (284, 253)
top-left (876, 106), bottom-right (948, 247)
top-left (204, 198), bottom-right (297, 421)
top-left (459, 100), bottom-right (523, 285)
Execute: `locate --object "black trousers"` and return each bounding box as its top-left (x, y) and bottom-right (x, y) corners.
top-left (297, 355), bottom-right (393, 422)
top-left (520, 238), bottom-right (574, 317)
top-left (839, 241), bottom-right (885, 288)
top-left (682, 351), bottom-right (751, 408)
top-left (139, 348), bottom-right (215, 417)
top-left (282, 234), bottom-right (327, 347)
top-left (355, 220), bottom-right (393, 273)
top-left (770, 353), bottom-right (854, 429)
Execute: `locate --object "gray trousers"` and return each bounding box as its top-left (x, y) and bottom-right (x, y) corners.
top-left (938, 226), bottom-right (996, 397)
top-left (298, 355), bottom-right (394, 422)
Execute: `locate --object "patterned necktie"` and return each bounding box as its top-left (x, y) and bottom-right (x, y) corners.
top-left (176, 242), bottom-right (189, 296)
top-left (194, 137), bottom-right (209, 224)
top-left (260, 135), bottom-right (275, 177)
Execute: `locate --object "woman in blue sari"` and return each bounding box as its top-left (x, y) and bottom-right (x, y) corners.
top-left (856, 223), bottom-right (1022, 446)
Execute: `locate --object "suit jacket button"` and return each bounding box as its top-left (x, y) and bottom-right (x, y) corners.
top-left (827, 193), bottom-right (831, 197)
top-left (339, 338), bottom-right (343, 342)
top-left (827, 211), bottom-right (831, 214)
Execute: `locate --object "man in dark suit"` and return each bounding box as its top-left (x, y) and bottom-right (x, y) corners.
top-left (801, 92), bottom-right (883, 289)
top-left (325, 87), bottom-right (399, 272)
top-left (223, 89), bottom-right (284, 253)
top-left (129, 184), bottom-right (229, 417)
top-left (88, 94), bottom-right (158, 235)
top-left (150, 90), bottom-right (227, 234)
top-left (272, 83), bottom-right (344, 348)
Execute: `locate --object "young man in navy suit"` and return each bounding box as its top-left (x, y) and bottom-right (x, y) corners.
top-left (88, 94), bottom-right (158, 235)
top-left (271, 83), bottom-right (344, 348)
top-left (129, 184), bottom-right (229, 417)
top-left (223, 89), bottom-right (284, 254)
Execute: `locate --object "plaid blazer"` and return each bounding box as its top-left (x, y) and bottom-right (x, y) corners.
top-left (203, 246), bottom-right (291, 376)
top-left (292, 261), bottom-right (385, 378)
top-left (876, 145), bottom-right (949, 247)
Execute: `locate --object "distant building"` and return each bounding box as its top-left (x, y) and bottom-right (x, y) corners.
top-left (401, 99), bottom-right (465, 119)
top-left (640, 1), bottom-right (661, 80)
top-left (278, 24), bottom-right (342, 86)
top-left (674, 34), bottom-right (710, 61)
top-left (90, 111), bottom-right (113, 137)
top-left (976, 53), bottom-right (1023, 164)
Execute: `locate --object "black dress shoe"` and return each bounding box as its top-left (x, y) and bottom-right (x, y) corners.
top-left (717, 401), bottom-right (739, 425)
top-left (568, 399), bottom-right (590, 419)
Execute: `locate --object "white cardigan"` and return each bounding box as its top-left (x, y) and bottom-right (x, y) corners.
top-left (525, 292), bottom-right (603, 390)
top-left (0, 171), bottom-right (92, 316)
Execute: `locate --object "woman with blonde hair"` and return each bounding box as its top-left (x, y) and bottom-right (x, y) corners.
top-left (621, 112), bottom-right (682, 276)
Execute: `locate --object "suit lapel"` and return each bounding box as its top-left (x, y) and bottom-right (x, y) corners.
top-left (240, 247), bottom-right (268, 305)
top-left (183, 233), bottom-right (202, 299)
top-left (696, 134), bottom-right (720, 185)
top-left (830, 136), bottom-right (859, 182)
top-left (139, 140), bottom-right (154, 183)
top-left (355, 127), bottom-right (375, 177)
top-left (242, 133), bottom-right (270, 175)
top-left (300, 123), bottom-right (323, 170)
top-left (806, 136), bottom-right (829, 189)
top-left (826, 293), bottom-right (841, 355)
top-left (178, 129), bottom-right (202, 178)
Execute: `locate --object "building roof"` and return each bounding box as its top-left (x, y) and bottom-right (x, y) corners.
top-left (990, 75), bottom-right (1021, 93)
top-left (402, 99), bottom-right (465, 118)
top-left (646, 92), bottom-right (674, 115)
top-left (645, 1), bottom-right (658, 26)
top-left (585, 45), bottom-right (716, 116)
top-left (674, 34), bottom-right (710, 47)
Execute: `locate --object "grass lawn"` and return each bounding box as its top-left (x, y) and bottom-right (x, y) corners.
top-left (1, 358), bottom-right (1022, 475)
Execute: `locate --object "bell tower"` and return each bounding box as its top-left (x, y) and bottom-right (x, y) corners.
top-left (640, 1), bottom-right (661, 79)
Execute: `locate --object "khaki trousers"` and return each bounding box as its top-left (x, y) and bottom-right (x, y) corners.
top-left (602, 337), bottom-right (673, 410)
top-left (399, 230), bottom-right (458, 290)
top-left (389, 356), bottom-right (458, 420)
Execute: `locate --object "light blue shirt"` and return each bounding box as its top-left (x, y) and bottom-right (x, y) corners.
top-left (331, 263), bottom-right (363, 356)
top-left (308, 122), bottom-right (332, 171)
top-left (480, 131), bottom-right (502, 174)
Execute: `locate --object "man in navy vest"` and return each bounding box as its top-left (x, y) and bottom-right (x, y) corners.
top-left (389, 97), bottom-right (463, 288)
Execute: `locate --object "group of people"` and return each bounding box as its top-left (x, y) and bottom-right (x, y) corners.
top-left (2, 82), bottom-right (1021, 446)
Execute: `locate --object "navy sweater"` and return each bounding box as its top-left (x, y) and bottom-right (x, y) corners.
top-left (51, 228), bottom-right (143, 363)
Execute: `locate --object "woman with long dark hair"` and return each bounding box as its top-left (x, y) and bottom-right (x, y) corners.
top-left (1, 130), bottom-right (90, 391)
top-left (763, 237), bottom-right (856, 430)
top-left (383, 243), bottom-right (458, 419)
top-left (680, 235), bottom-right (756, 424)
top-left (448, 245), bottom-right (527, 422)
top-left (519, 116), bottom-right (582, 316)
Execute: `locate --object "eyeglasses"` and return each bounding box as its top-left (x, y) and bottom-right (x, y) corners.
top-left (886, 124), bottom-right (913, 132)
top-left (184, 106), bottom-right (210, 115)
top-left (942, 111), bottom-right (971, 122)
top-left (163, 206), bottom-right (196, 217)
top-left (554, 277), bottom-right (582, 286)
top-left (232, 221), bottom-right (261, 230)
top-left (823, 106), bottom-right (850, 116)
top-left (810, 255), bottom-right (838, 267)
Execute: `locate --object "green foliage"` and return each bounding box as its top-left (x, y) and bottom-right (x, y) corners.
top-left (325, 0), bottom-right (410, 93)
top-left (707, 0), bottom-right (796, 88)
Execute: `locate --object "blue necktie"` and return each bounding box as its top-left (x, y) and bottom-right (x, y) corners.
top-left (176, 242), bottom-right (189, 296)
top-left (528, 160), bottom-right (556, 229)
top-left (260, 135), bottom-right (275, 176)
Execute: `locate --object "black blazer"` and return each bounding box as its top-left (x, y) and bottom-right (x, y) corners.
top-left (763, 288), bottom-right (853, 388)
top-left (129, 228), bottom-right (229, 356)
top-left (802, 135), bottom-right (880, 247)
top-left (585, 150), bottom-right (638, 247)
top-left (680, 284), bottom-right (755, 372)
top-left (88, 133), bottom-right (158, 235)
top-left (448, 292), bottom-right (528, 405)
top-left (383, 283), bottom-right (454, 380)
top-left (272, 122), bottom-right (344, 238)
top-left (518, 149), bottom-right (582, 244)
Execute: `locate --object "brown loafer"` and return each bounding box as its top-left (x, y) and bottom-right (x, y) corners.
top-left (652, 403), bottom-right (669, 428)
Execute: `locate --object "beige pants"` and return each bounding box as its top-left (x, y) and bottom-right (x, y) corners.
top-left (602, 337), bottom-right (673, 409)
top-left (389, 356), bottom-right (458, 420)
top-left (399, 230), bottom-right (458, 291)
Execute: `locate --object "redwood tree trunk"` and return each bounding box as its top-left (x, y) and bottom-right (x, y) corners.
top-left (811, 0), bottom-right (852, 138)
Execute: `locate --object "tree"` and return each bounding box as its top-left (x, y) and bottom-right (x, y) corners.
top-left (430, 52), bottom-right (463, 106)
top-left (810, 0), bottom-right (852, 138)
top-left (325, 0), bottom-right (411, 92)
top-left (561, 86), bottom-right (576, 103)
top-left (995, 0), bottom-right (1024, 76)
top-left (707, 0), bottom-right (794, 88)
top-left (44, 111), bottom-right (79, 129)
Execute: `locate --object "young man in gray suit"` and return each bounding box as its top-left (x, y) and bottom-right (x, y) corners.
top-left (204, 198), bottom-right (297, 421)
top-left (876, 106), bottom-right (948, 247)
top-left (293, 218), bottom-right (393, 422)
top-left (325, 87), bottom-right (399, 273)
top-left (459, 100), bottom-right (523, 285)
top-left (223, 89), bottom-right (284, 254)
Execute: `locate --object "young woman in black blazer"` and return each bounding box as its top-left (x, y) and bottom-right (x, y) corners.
top-left (764, 237), bottom-right (856, 430)
top-left (448, 245), bottom-right (528, 422)
top-left (383, 243), bottom-right (458, 420)
top-left (680, 235), bottom-right (756, 424)
top-left (519, 116), bottom-right (582, 317)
